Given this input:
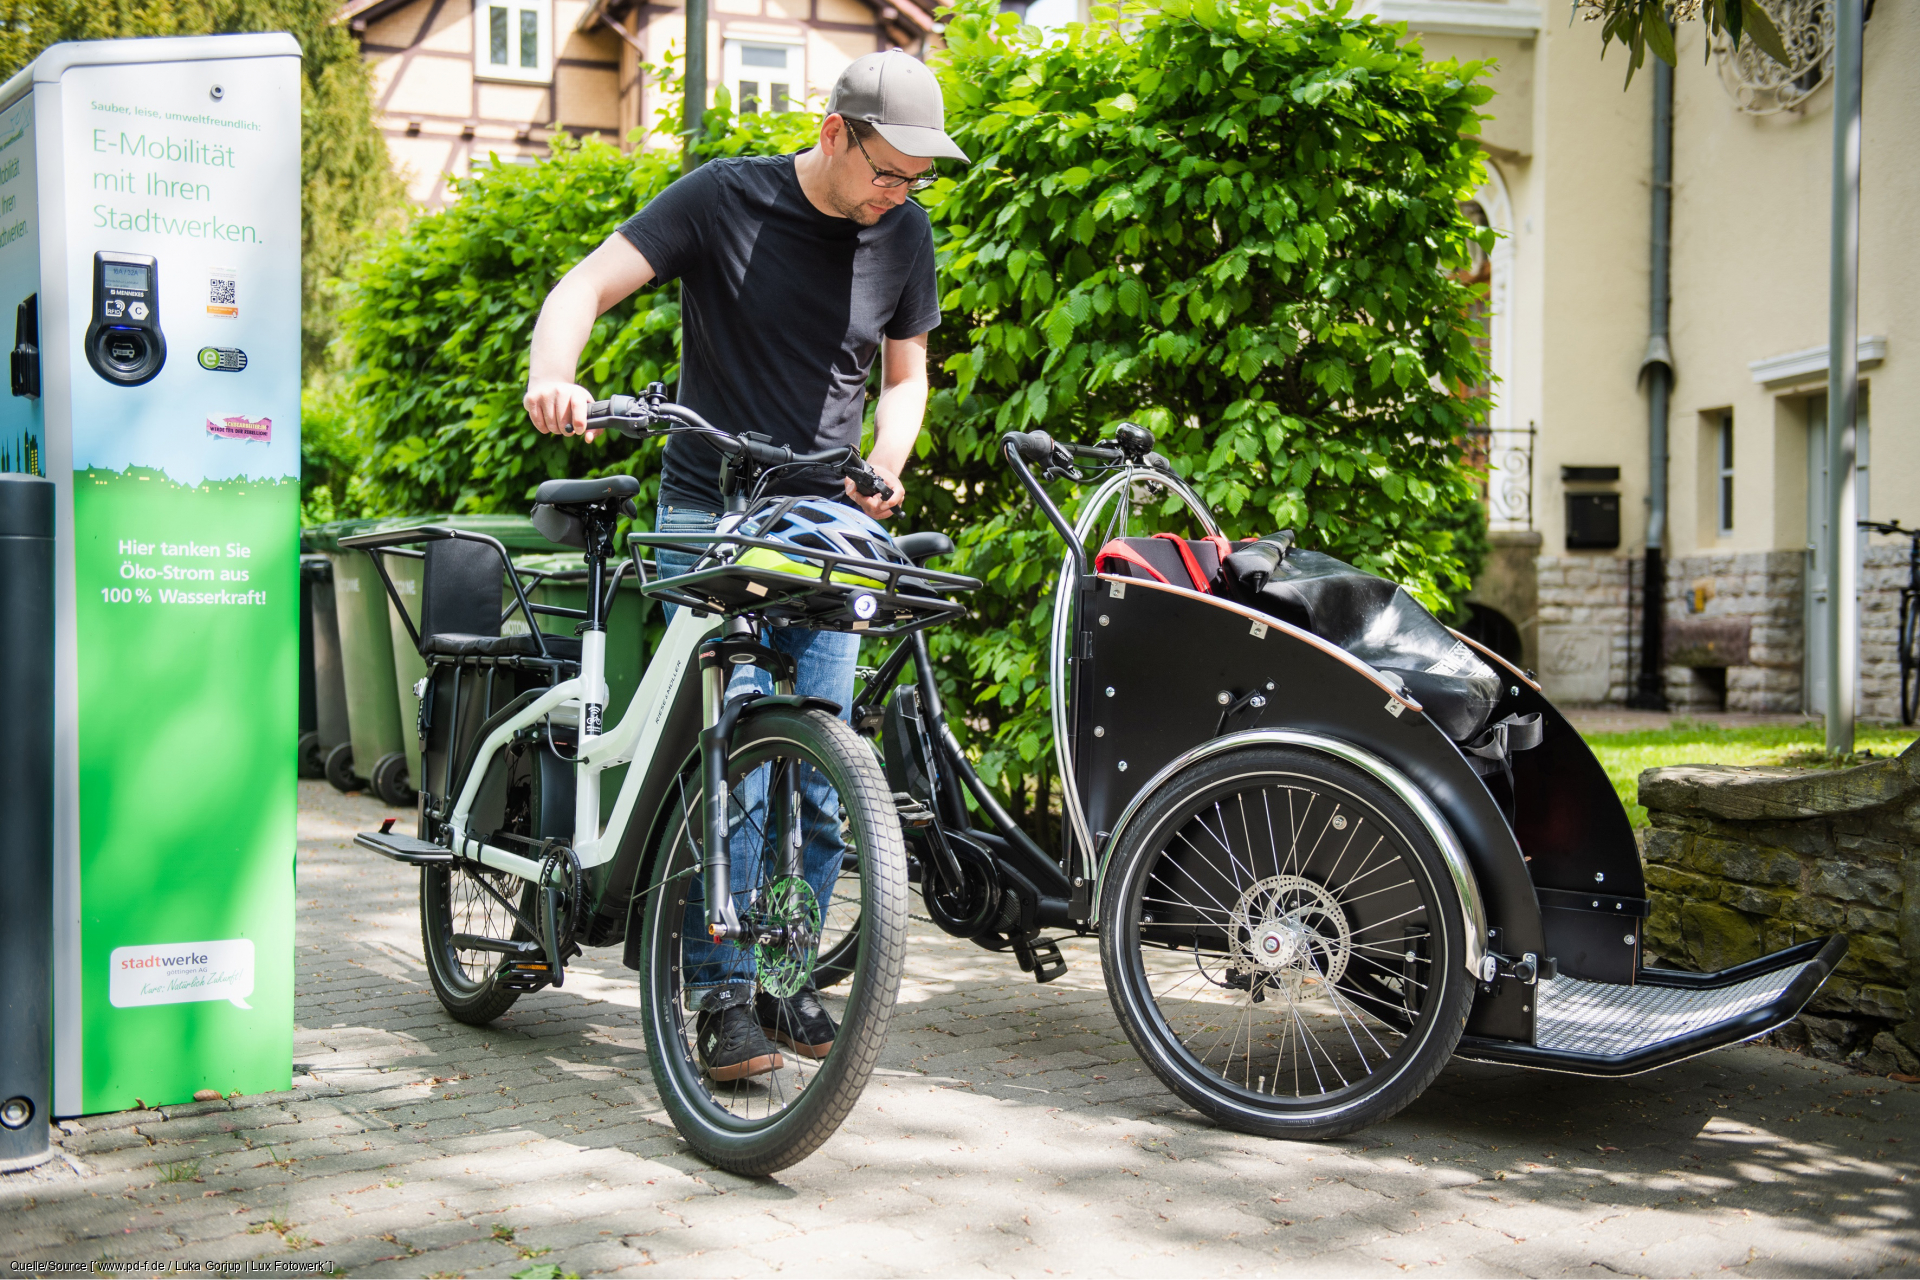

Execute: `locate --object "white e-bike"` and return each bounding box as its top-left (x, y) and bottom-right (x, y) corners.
top-left (345, 387), bottom-right (979, 1173)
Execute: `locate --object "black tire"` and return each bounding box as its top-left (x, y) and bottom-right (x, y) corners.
top-left (1099, 744), bottom-right (1472, 1141)
top-left (1900, 596), bottom-right (1917, 727)
top-left (419, 860), bottom-right (532, 1026)
top-left (372, 751), bottom-right (417, 807)
top-left (637, 706), bottom-right (907, 1176)
top-left (813, 850), bottom-right (863, 989)
top-left (324, 742), bottom-right (365, 793)
top-left (297, 731), bottom-right (326, 780)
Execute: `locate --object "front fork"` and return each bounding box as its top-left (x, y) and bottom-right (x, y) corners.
top-left (697, 619), bottom-right (803, 945)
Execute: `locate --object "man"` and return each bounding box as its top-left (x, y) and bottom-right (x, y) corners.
top-left (522, 50), bottom-right (968, 1082)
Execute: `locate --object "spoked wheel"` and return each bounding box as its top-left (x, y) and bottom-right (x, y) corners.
top-left (1100, 745), bottom-right (1472, 1140)
top-left (813, 849), bottom-right (863, 989)
top-left (638, 706), bottom-right (907, 1175)
top-left (420, 858), bottom-right (534, 1025)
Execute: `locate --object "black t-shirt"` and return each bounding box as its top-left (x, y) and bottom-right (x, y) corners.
top-left (617, 154), bottom-right (941, 509)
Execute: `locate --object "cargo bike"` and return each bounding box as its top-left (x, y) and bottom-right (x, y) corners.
top-left (839, 424), bottom-right (1848, 1139)
top-left (342, 388), bottom-right (981, 1174)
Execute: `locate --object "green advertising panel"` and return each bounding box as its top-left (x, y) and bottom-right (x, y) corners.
top-left (0, 36), bottom-right (304, 1116)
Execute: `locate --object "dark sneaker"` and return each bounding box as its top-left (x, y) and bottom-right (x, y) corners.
top-left (696, 1001), bottom-right (783, 1082)
top-left (757, 987), bottom-right (836, 1060)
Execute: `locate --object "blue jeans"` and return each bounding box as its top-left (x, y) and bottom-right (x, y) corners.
top-left (655, 505), bottom-right (860, 1010)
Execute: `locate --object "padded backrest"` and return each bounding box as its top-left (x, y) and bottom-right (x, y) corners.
top-left (419, 538), bottom-right (505, 641)
top-left (1095, 534), bottom-right (1239, 594)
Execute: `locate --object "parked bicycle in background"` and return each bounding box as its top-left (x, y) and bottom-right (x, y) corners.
top-left (1860, 519), bottom-right (1919, 725)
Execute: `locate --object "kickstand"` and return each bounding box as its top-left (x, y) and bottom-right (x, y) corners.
top-left (1011, 933), bottom-right (1068, 983)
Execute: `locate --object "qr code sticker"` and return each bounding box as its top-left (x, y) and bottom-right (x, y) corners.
top-left (209, 276), bottom-right (236, 305)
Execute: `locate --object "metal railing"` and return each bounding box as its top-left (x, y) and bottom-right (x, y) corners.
top-left (1467, 423), bottom-right (1536, 530)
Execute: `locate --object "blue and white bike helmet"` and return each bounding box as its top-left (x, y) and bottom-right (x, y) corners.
top-left (732, 496), bottom-right (911, 589)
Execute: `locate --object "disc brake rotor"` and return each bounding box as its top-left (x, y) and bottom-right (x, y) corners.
top-left (1229, 874), bottom-right (1352, 998)
top-left (753, 876), bottom-right (822, 998)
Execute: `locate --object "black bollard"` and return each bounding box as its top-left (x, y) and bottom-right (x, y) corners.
top-left (0, 473), bottom-right (54, 1171)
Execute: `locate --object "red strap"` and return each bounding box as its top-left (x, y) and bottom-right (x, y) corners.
top-left (1152, 533), bottom-right (1212, 593)
top-left (1204, 534), bottom-right (1233, 566)
top-left (1094, 540), bottom-right (1170, 584)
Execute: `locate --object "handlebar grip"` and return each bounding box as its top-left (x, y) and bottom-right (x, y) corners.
top-left (586, 399), bottom-right (612, 418)
top-left (1002, 430), bottom-right (1056, 464)
top-left (1223, 531), bottom-right (1295, 593)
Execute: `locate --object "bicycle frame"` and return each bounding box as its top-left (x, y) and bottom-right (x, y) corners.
top-left (349, 506), bottom-right (979, 957)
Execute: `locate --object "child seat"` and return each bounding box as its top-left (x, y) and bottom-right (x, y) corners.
top-left (416, 538), bottom-right (581, 661)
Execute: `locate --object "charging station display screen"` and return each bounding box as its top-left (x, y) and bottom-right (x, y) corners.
top-left (102, 263), bottom-right (148, 291)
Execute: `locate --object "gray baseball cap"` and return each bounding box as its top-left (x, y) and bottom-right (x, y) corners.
top-left (828, 50), bottom-right (970, 163)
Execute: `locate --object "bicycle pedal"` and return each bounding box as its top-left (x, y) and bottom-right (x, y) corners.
top-left (892, 791), bottom-right (935, 827)
top-left (500, 961), bottom-right (557, 991)
top-left (1012, 934), bottom-right (1067, 984)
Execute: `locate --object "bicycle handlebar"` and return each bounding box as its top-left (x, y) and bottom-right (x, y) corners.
top-left (585, 387), bottom-right (894, 503)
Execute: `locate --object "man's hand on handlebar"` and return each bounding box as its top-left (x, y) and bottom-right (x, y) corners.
top-left (845, 459), bottom-right (904, 520)
top-left (525, 378), bottom-right (601, 442)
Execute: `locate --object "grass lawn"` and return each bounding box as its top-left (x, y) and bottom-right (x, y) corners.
top-left (1582, 720), bottom-right (1918, 828)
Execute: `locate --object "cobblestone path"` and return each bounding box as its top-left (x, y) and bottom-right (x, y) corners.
top-left (2, 782), bottom-right (1916, 1277)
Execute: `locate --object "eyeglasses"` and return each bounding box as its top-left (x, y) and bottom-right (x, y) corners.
top-left (846, 126), bottom-right (937, 192)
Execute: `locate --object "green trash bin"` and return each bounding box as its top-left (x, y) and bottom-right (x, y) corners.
top-left (377, 516), bottom-right (562, 808)
top-left (305, 518), bottom-right (406, 799)
top-left (299, 556), bottom-right (350, 782)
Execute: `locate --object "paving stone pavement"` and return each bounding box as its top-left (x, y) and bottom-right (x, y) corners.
top-left (3, 781), bottom-right (1917, 1278)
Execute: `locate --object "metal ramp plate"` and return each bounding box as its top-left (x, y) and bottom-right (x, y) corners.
top-left (1536, 962), bottom-right (1815, 1057)
top-left (1456, 936), bottom-right (1846, 1076)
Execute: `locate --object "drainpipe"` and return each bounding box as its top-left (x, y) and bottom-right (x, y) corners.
top-left (1629, 57), bottom-right (1674, 711)
top-left (682, 0), bottom-right (708, 170)
top-left (1824, 0), bottom-right (1864, 755)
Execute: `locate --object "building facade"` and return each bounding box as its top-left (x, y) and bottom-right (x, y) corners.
top-left (1369, 0), bottom-right (1915, 719)
top-left (343, 0), bottom-right (938, 203)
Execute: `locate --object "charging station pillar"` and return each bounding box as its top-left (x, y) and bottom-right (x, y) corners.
top-left (0, 34), bottom-right (303, 1116)
top-left (0, 474), bottom-right (54, 1170)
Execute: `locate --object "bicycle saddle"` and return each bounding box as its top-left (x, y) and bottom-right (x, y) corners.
top-left (533, 474), bottom-right (641, 507)
top-left (894, 531), bottom-right (954, 565)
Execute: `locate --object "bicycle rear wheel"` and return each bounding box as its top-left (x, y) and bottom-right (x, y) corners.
top-left (637, 706), bottom-right (907, 1175)
top-left (420, 861), bottom-right (533, 1025)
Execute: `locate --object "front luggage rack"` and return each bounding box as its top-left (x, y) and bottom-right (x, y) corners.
top-left (630, 529), bottom-right (980, 636)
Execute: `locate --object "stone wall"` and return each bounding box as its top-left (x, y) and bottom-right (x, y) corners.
top-left (1660, 550), bottom-right (1804, 713)
top-left (1639, 743), bottom-right (1920, 1075)
top-left (1518, 542), bottom-right (1907, 714)
top-left (1861, 541), bottom-right (1912, 722)
top-left (1536, 553), bottom-right (1632, 704)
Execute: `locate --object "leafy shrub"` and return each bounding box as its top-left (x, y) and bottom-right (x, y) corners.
top-left (911, 0), bottom-right (1494, 814)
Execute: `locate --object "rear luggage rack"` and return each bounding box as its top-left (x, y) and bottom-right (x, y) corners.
top-left (356, 830), bottom-right (452, 865)
top-left (1457, 936), bottom-right (1846, 1076)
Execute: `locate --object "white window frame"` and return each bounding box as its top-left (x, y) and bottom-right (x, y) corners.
top-left (722, 33), bottom-right (805, 115)
top-left (474, 0), bottom-right (553, 85)
top-left (1716, 411), bottom-right (1735, 534)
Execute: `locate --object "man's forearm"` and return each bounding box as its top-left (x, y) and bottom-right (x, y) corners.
top-left (869, 375), bottom-right (928, 476)
top-left (528, 272), bottom-right (603, 387)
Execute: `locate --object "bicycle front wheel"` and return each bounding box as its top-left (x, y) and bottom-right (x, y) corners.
top-left (637, 706), bottom-right (908, 1175)
top-left (1100, 744), bottom-right (1471, 1141)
